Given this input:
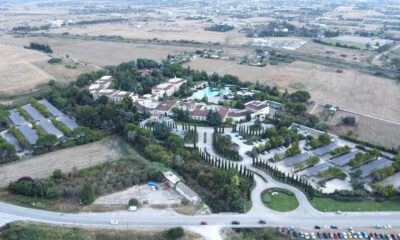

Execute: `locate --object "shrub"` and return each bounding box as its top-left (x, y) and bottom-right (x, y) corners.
top-left (128, 198), bottom-right (140, 207)
top-left (165, 227), bottom-right (184, 239)
top-left (80, 184), bottom-right (95, 205)
top-left (48, 57), bottom-right (62, 64)
top-left (342, 116), bottom-right (356, 126)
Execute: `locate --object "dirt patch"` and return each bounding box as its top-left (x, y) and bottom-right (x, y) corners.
top-left (185, 58), bottom-right (400, 122)
top-left (0, 135), bottom-right (129, 187)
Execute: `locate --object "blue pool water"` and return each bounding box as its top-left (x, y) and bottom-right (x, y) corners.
top-left (193, 87), bottom-right (231, 99)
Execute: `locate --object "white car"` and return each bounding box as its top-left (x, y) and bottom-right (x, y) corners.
top-left (310, 232), bottom-right (316, 239)
top-left (304, 232), bottom-right (310, 239)
top-left (109, 220), bottom-right (119, 225)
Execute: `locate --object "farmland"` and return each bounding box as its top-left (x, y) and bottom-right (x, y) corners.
top-left (298, 41), bottom-right (374, 64)
top-left (329, 110), bottom-right (400, 150)
top-left (0, 135), bottom-right (132, 187)
top-left (185, 58), bottom-right (400, 122)
top-left (47, 20), bottom-right (248, 45)
top-left (0, 39), bottom-right (99, 98)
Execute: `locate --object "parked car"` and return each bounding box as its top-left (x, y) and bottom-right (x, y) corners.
top-left (311, 232), bottom-right (316, 239)
top-left (305, 232), bottom-right (310, 239)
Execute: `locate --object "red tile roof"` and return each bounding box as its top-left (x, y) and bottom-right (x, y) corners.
top-left (154, 100), bottom-right (178, 112)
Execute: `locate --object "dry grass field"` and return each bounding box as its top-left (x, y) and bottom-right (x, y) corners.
top-left (0, 44), bottom-right (52, 97)
top-left (329, 110), bottom-right (400, 150)
top-left (186, 58), bottom-right (400, 122)
top-left (48, 20), bottom-right (248, 45)
top-left (0, 136), bottom-right (131, 187)
top-left (52, 40), bottom-right (195, 66)
top-left (0, 36), bottom-right (100, 97)
top-left (298, 41), bottom-right (374, 63)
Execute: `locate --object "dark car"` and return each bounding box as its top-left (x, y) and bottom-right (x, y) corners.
top-left (330, 225), bottom-right (338, 229)
top-left (259, 220), bottom-right (266, 224)
top-left (323, 232), bottom-right (328, 239)
top-left (315, 225), bottom-right (321, 229)
top-left (200, 221), bottom-right (207, 225)
top-left (231, 221), bottom-right (240, 225)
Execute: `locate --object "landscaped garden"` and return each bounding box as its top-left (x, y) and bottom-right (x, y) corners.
top-left (261, 188), bottom-right (299, 212)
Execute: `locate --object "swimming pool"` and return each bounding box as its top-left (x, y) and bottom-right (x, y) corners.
top-left (192, 87), bottom-right (231, 99)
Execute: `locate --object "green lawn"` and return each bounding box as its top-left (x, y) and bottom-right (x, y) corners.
top-left (311, 198), bottom-right (400, 212)
top-left (261, 188), bottom-right (299, 212)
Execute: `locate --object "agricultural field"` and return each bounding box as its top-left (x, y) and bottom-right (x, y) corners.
top-left (0, 44), bottom-right (51, 97)
top-left (0, 37), bottom-right (99, 98)
top-left (48, 20), bottom-right (248, 45)
top-left (329, 110), bottom-right (400, 150)
top-left (0, 135), bottom-right (132, 187)
top-left (299, 41), bottom-right (375, 63)
top-left (185, 58), bottom-right (400, 122)
top-left (51, 40), bottom-right (196, 66)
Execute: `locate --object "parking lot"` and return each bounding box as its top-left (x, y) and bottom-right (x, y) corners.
top-left (280, 225), bottom-right (400, 239)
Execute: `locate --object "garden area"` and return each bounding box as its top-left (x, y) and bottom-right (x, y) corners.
top-left (261, 188), bottom-right (299, 212)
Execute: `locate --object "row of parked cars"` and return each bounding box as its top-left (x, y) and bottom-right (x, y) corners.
top-left (280, 226), bottom-right (400, 240)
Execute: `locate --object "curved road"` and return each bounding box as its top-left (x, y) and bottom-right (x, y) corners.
top-left (1, 126), bottom-right (400, 239)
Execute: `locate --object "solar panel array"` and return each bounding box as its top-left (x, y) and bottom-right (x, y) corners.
top-left (8, 109), bottom-right (27, 126)
top-left (1, 132), bottom-right (22, 152)
top-left (38, 99), bottom-right (64, 117)
top-left (308, 163), bottom-right (331, 176)
top-left (356, 158), bottom-right (393, 178)
top-left (38, 120), bottom-right (64, 138)
top-left (58, 116), bottom-right (78, 130)
top-left (23, 104), bottom-right (45, 121)
top-left (17, 124), bottom-right (39, 145)
top-left (312, 143), bottom-right (337, 156)
top-left (283, 153), bottom-right (311, 167)
top-left (329, 150), bottom-right (361, 167)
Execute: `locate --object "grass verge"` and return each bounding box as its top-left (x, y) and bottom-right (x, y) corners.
top-left (310, 197), bottom-right (400, 212)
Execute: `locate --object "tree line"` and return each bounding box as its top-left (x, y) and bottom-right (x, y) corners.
top-left (24, 42), bottom-right (53, 54)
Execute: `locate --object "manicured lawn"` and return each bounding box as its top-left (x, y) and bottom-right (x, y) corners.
top-left (261, 188), bottom-right (299, 212)
top-left (311, 198), bottom-right (400, 212)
